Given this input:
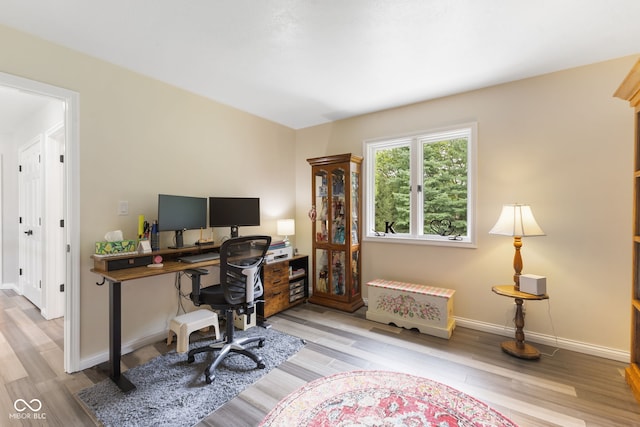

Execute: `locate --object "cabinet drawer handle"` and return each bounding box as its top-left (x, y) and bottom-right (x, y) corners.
top-left (273, 291), bottom-right (282, 296)
top-left (273, 279), bottom-right (282, 284)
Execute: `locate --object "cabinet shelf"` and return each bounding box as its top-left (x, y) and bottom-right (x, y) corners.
top-left (615, 59), bottom-right (640, 405)
top-left (260, 255), bottom-right (309, 319)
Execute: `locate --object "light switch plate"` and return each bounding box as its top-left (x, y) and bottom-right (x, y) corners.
top-left (118, 201), bottom-right (129, 216)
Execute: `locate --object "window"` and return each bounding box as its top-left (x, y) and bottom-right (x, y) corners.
top-left (363, 123), bottom-right (477, 247)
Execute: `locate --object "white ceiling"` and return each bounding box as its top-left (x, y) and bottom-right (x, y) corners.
top-left (1, 1), bottom-right (640, 130)
top-left (0, 86), bottom-right (56, 134)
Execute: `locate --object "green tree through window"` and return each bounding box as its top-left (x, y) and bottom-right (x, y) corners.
top-left (365, 123), bottom-right (476, 246)
top-left (374, 145), bottom-right (410, 233)
top-left (422, 138), bottom-right (468, 236)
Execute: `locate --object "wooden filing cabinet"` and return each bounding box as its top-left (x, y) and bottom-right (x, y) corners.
top-left (261, 255), bottom-right (309, 318)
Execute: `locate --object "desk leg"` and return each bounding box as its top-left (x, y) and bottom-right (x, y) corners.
top-left (108, 280), bottom-right (136, 392)
top-left (500, 297), bottom-right (541, 360)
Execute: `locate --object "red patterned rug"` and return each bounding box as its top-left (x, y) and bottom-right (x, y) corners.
top-left (260, 370), bottom-right (517, 426)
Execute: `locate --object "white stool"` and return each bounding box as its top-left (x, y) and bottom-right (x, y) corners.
top-left (167, 309), bottom-right (220, 353)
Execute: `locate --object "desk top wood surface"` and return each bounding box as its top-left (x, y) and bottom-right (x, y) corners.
top-left (91, 243), bottom-right (222, 283)
top-left (91, 258), bottom-right (221, 283)
top-left (492, 284), bottom-right (549, 300)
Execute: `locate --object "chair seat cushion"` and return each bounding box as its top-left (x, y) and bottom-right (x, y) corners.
top-left (198, 285), bottom-right (232, 309)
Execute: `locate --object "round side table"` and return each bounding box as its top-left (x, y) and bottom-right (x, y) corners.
top-left (491, 284), bottom-right (549, 360)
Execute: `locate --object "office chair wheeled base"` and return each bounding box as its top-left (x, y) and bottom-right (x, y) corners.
top-left (187, 314), bottom-right (266, 383)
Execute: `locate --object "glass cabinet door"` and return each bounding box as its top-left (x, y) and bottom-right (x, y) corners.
top-left (315, 249), bottom-right (329, 293)
top-left (315, 249), bottom-right (347, 297)
top-left (314, 171), bottom-right (329, 243)
top-left (332, 168), bottom-right (346, 244)
top-left (351, 249), bottom-right (360, 296)
top-left (330, 250), bottom-right (346, 295)
top-left (351, 170), bottom-right (359, 244)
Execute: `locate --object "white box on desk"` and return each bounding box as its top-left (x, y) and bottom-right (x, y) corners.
top-left (520, 274), bottom-right (546, 295)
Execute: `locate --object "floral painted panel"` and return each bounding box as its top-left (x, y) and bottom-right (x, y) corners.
top-left (375, 293), bottom-right (441, 322)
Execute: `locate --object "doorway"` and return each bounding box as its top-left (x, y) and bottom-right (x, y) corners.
top-left (0, 72), bottom-right (80, 373)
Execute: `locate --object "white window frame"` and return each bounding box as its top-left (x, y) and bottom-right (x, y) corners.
top-left (363, 122), bottom-right (477, 248)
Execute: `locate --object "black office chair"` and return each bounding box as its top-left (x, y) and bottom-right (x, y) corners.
top-left (186, 235), bottom-right (271, 383)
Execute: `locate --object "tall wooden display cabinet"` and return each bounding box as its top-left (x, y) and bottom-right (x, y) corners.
top-left (307, 153), bottom-right (364, 312)
top-left (615, 58), bottom-right (640, 404)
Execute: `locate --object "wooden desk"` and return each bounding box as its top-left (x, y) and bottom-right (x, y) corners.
top-left (92, 247), bottom-right (221, 392)
top-left (491, 285), bottom-right (549, 360)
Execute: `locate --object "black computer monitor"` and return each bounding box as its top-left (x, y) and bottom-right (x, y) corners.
top-left (209, 197), bottom-right (260, 238)
top-left (158, 194), bottom-right (207, 248)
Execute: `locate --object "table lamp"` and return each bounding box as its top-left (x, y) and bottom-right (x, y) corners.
top-left (489, 204), bottom-right (545, 291)
top-left (277, 219), bottom-right (295, 247)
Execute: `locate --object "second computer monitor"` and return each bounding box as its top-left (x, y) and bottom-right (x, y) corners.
top-left (209, 197), bottom-right (260, 238)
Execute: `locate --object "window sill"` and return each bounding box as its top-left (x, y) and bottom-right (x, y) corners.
top-left (363, 234), bottom-right (477, 249)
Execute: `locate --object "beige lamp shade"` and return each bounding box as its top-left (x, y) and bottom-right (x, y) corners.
top-left (489, 204), bottom-right (544, 291)
top-left (277, 219), bottom-right (296, 237)
top-left (489, 204), bottom-right (545, 237)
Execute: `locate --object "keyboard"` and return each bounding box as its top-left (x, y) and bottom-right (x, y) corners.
top-left (178, 252), bottom-right (220, 263)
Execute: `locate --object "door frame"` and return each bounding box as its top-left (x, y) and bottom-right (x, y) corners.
top-left (1, 71), bottom-right (80, 373)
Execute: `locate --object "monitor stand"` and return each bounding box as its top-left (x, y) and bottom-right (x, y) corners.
top-left (169, 230), bottom-right (185, 249)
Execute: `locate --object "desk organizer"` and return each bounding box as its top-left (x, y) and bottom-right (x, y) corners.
top-left (366, 279), bottom-right (455, 339)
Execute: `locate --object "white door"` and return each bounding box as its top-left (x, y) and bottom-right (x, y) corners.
top-left (43, 123), bottom-right (66, 319)
top-left (19, 136), bottom-right (43, 308)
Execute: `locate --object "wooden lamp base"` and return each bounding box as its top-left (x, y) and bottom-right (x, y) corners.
top-left (500, 340), bottom-right (541, 360)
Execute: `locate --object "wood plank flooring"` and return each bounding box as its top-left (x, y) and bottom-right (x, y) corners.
top-left (1, 289), bottom-right (639, 426)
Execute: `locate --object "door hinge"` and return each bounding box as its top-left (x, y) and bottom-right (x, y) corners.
top-left (39, 280), bottom-right (42, 289)
top-left (59, 154), bottom-right (64, 163)
top-left (19, 268), bottom-right (22, 276)
top-left (19, 216), bottom-right (22, 224)
top-left (18, 165), bottom-right (22, 172)
top-left (67, 244), bottom-right (71, 253)
top-left (60, 219), bottom-right (64, 228)
top-left (60, 284), bottom-right (64, 292)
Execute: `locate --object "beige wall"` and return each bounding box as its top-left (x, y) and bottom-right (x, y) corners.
top-left (295, 56), bottom-right (637, 356)
top-left (0, 25), bottom-right (296, 363)
top-left (1, 22), bottom-right (636, 364)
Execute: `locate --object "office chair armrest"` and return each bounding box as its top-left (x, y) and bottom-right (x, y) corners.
top-left (241, 266), bottom-right (259, 305)
top-left (186, 268), bottom-right (209, 305)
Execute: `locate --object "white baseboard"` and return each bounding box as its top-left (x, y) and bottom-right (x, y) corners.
top-left (455, 316), bottom-right (629, 363)
top-left (1, 282), bottom-right (19, 292)
top-left (79, 330), bottom-right (169, 371)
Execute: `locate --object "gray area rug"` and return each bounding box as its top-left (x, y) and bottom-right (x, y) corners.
top-left (78, 327), bottom-right (305, 427)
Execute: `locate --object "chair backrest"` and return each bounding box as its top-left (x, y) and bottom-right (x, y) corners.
top-left (219, 235), bottom-right (271, 307)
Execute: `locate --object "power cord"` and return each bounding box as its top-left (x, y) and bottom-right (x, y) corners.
top-left (501, 300), bottom-right (560, 358)
top-left (174, 272), bottom-right (189, 315)
top-left (539, 299), bottom-right (560, 357)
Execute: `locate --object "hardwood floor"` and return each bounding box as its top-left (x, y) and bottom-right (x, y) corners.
top-left (1, 289), bottom-right (639, 426)
top-left (0, 289), bottom-right (96, 426)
